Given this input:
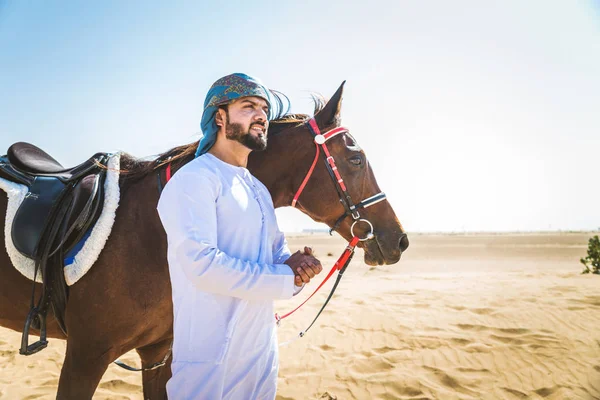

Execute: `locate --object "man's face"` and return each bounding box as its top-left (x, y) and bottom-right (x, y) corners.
top-left (221, 96), bottom-right (269, 151)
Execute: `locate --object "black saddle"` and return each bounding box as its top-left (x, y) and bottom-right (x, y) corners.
top-left (0, 142), bottom-right (111, 355)
top-left (0, 142), bottom-right (109, 257)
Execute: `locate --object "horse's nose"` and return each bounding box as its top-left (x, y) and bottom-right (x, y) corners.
top-left (399, 233), bottom-right (409, 252)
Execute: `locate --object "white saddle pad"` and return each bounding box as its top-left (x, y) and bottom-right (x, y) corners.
top-left (0, 154), bottom-right (120, 285)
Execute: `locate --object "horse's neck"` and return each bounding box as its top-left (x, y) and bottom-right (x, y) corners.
top-left (249, 133), bottom-right (308, 209)
top-left (246, 161), bottom-right (288, 208)
top-left (159, 142), bottom-right (305, 209)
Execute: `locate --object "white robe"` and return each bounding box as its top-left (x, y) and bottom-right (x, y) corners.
top-left (157, 153), bottom-right (297, 400)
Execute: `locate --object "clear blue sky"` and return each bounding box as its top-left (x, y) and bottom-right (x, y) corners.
top-left (1, 1), bottom-right (599, 232)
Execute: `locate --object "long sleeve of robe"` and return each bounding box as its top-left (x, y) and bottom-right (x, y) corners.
top-left (157, 153), bottom-right (296, 400)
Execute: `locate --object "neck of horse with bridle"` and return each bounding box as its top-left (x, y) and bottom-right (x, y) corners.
top-left (149, 118), bottom-right (403, 344)
top-left (158, 118), bottom-right (387, 244)
top-left (248, 124), bottom-right (309, 210)
top-left (249, 119), bottom-right (386, 237)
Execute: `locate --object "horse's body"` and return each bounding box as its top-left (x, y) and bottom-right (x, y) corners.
top-left (0, 83), bottom-right (408, 398)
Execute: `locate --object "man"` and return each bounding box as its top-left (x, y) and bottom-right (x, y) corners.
top-left (157, 73), bottom-right (323, 399)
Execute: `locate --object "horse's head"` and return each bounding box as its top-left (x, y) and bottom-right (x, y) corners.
top-left (249, 82), bottom-right (408, 266)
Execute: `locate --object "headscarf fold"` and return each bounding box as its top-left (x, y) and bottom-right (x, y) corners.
top-left (195, 73), bottom-right (272, 157)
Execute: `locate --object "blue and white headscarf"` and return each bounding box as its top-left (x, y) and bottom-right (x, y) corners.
top-left (195, 73), bottom-right (273, 157)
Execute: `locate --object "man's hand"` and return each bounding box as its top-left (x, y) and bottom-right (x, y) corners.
top-left (284, 247), bottom-right (323, 286)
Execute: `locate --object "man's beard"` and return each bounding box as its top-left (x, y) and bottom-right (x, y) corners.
top-left (225, 121), bottom-right (267, 151)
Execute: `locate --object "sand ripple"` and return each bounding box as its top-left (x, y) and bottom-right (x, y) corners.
top-left (0, 233), bottom-right (598, 399)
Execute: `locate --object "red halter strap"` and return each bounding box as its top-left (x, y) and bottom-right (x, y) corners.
top-left (291, 122), bottom-right (348, 208)
top-left (166, 162), bottom-right (172, 182)
top-left (156, 161), bottom-right (173, 194)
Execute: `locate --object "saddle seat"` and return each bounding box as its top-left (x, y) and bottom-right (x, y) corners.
top-left (0, 142), bottom-right (110, 259)
top-left (7, 142), bottom-right (105, 182)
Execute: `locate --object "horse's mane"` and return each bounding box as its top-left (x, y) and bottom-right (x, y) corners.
top-left (119, 94), bottom-right (325, 187)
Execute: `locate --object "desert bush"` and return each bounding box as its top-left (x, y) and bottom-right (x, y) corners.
top-left (581, 235), bottom-right (600, 274)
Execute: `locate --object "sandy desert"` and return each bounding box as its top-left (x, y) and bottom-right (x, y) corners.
top-left (1, 232), bottom-right (599, 400)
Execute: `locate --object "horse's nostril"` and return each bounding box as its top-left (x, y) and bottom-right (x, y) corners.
top-left (399, 234), bottom-right (409, 252)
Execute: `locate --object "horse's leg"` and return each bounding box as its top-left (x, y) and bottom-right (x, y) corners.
top-left (137, 338), bottom-right (173, 400)
top-left (0, 193), bottom-right (67, 338)
top-left (56, 339), bottom-right (116, 400)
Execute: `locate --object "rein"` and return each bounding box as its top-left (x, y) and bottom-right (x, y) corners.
top-left (275, 236), bottom-right (360, 340)
top-left (113, 344), bottom-right (172, 372)
top-left (276, 118), bottom-right (387, 340)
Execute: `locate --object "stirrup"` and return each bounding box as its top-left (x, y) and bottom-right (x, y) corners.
top-left (20, 307), bottom-right (48, 355)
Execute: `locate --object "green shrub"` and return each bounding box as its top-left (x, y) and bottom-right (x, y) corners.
top-left (581, 235), bottom-right (600, 274)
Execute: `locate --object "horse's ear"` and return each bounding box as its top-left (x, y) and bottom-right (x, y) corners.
top-left (315, 81), bottom-right (345, 127)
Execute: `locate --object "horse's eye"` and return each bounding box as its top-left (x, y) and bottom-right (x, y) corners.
top-left (349, 156), bottom-right (363, 166)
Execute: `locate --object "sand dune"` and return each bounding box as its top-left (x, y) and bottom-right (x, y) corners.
top-left (1, 233), bottom-right (599, 399)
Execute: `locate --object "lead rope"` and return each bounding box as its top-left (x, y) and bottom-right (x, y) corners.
top-left (113, 343), bottom-right (173, 372)
top-left (277, 236), bottom-right (360, 346)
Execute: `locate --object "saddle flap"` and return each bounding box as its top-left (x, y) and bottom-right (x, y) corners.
top-left (12, 176), bottom-right (68, 258)
top-left (61, 173), bottom-right (104, 253)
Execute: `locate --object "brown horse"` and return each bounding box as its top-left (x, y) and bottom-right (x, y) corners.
top-left (0, 82), bottom-right (408, 399)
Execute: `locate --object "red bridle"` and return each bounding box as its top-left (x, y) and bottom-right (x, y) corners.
top-left (166, 162), bottom-right (172, 182)
top-left (158, 121), bottom-right (388, 339)
top-left (291, 118), bottom-right (387, 239)
top-left (276, 118), bottom-right (388, 339)
top-left (291, 121), bottom-right (349, 208)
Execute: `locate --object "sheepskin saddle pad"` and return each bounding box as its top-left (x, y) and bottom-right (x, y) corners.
top-left (0, 142), bottom-right (120, 285)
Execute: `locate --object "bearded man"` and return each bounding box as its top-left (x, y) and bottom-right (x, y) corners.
top-left (157, 73), bottom-right (322, 399)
